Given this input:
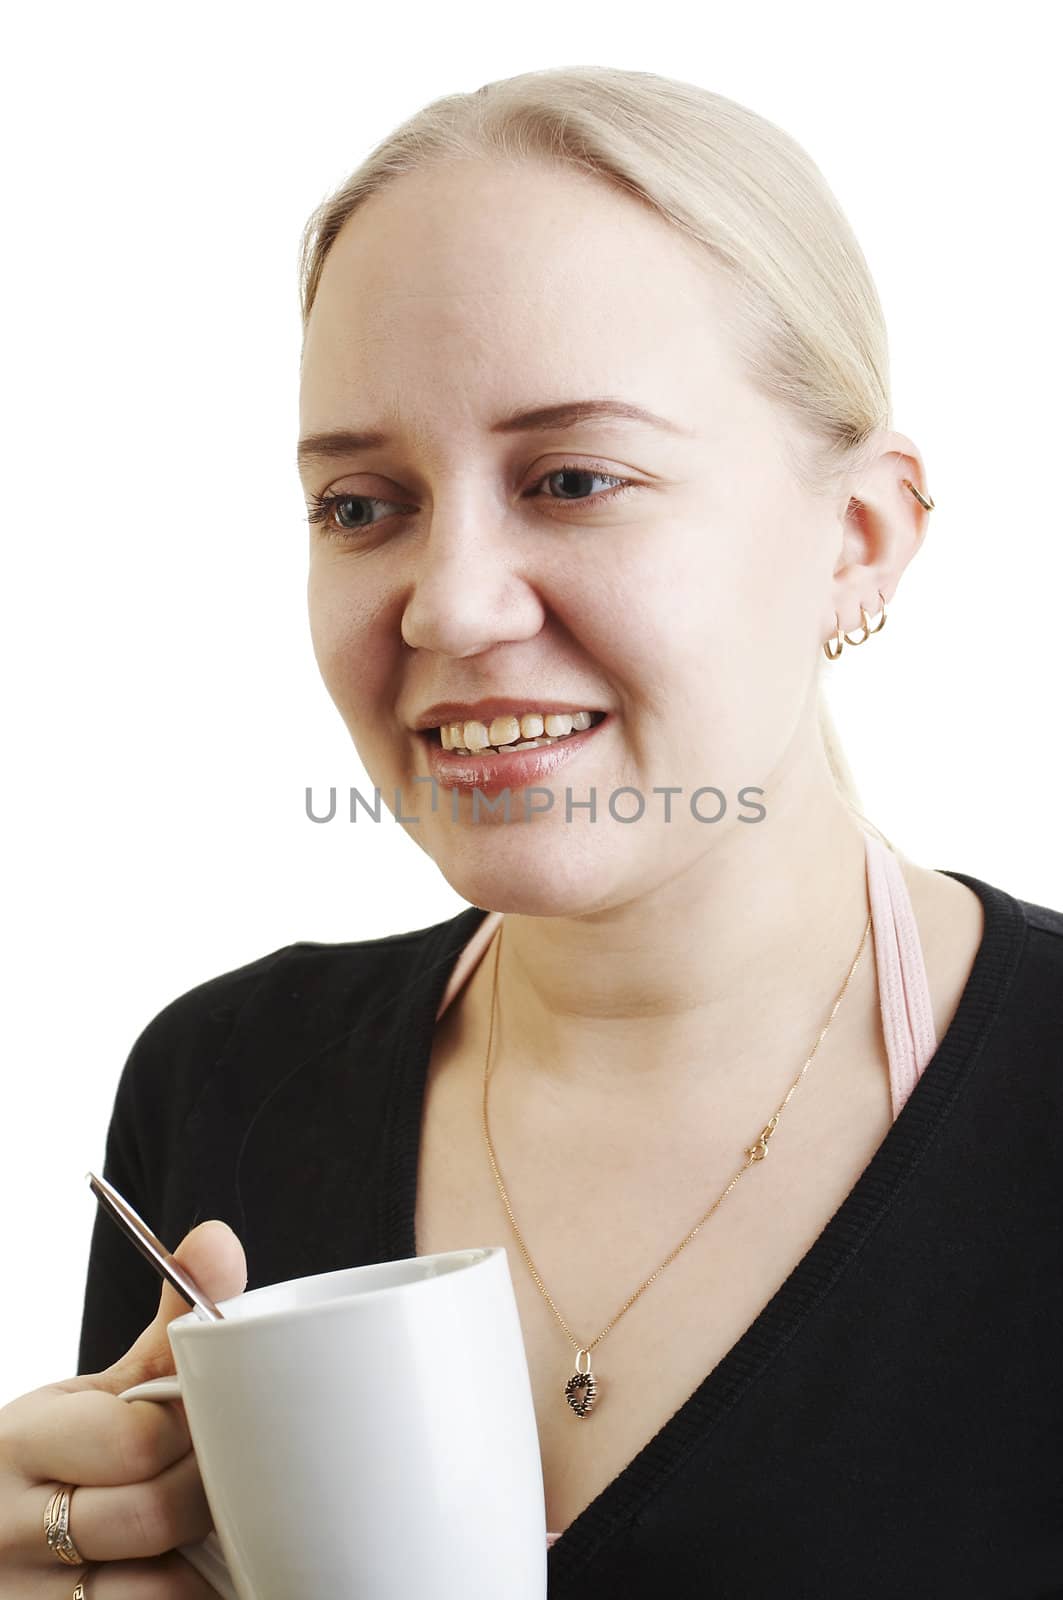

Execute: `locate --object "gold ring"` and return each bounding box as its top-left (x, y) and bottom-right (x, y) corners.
top-left (43, 1484), bottom-right (86, 1566)
top-left (72, 1579), bottom-right (90, 1599)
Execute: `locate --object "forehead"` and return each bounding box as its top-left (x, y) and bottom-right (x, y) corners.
top-left (298, 158), bottom-right (751, 441)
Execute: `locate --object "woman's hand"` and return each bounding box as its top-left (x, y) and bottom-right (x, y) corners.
top-left (0, 1219), bottom-right (247, 1597)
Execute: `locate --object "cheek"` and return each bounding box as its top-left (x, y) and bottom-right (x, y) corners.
top-left (306, 559), bottom-right (389, 711)
top-left (308, 544), bottom-right (382, 624)
top-left (580, 526), bottom-right (746, 716)
top-left (600, 517), bottom-right (814, 774)
top-left (657, 501), bottom-right (818, 671)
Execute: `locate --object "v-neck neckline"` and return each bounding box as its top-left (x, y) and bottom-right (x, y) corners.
top-left (376, 867), bottom-right (1027, 1586)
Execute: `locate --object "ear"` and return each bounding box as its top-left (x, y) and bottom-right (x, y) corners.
top-left (825, 430), bottom-right (933, 637)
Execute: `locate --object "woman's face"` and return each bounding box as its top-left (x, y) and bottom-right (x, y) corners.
top-left (299, 157), bottom-right (843, 915)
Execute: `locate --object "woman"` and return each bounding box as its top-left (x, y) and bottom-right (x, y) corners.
top-left (3, 65), bottom-right (1060, 1598)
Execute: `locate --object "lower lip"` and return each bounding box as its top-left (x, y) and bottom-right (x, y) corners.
top-left (420, 715), bottom-right (610, 793)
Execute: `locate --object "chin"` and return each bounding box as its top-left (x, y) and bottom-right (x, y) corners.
top-left (434, 852), bottom-right (611, 920)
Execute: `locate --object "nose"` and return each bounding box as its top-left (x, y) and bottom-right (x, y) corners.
top-left (400, 508), bottom-right (545, 657)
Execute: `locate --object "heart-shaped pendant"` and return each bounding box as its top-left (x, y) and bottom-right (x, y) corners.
top-left (564, 1350), bottom-right (598, 1418)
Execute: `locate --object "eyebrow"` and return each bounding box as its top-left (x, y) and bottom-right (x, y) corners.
top-left (296, 397), bottom-right (694, 472)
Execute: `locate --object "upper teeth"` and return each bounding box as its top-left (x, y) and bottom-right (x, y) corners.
top-left (439, 709), bottom-right (597, 752)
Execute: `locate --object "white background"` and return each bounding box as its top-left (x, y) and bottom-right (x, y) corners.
top-left (2, 1), bottom-right (1060, 1402)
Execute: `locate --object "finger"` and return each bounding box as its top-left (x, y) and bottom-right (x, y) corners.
top-left (106, 1221), bottom-right (248, 1395)
top-left (66, 1550), bottom-right (220, 1598)
top-left (70, 1221), bottom-right (248, 1400)
top-left (16, 1453), bottom-right (212, 1568)
top-left (1, 1385), bottom-right (192, 1486)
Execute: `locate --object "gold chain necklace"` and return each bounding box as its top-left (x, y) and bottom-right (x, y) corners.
top-left (480, 900), bottom-right (873, 1419)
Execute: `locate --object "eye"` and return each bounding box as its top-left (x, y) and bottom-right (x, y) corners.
top-left (305, 462), bottom-right (640, 541)
top-left (526, 463), bottom-right (638, 509)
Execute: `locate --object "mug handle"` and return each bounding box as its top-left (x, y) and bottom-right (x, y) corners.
top-left (118, 1375), bottom-right (239, 1600)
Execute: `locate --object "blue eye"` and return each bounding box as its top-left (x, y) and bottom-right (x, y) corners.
top-left (306, 462), bottom-right (639, 540)
top-left (528, 464), bottom-right (636, 507)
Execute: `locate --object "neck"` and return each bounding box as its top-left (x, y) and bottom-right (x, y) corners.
top-left (482, 776), bottom-right (877, 1102)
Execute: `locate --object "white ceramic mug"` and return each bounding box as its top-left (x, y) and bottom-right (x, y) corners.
top-left (117, 1246), bottom-right (547, 1599)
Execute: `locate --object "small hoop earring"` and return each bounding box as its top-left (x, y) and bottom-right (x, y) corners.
top-left (823, 613), bottom-right (845, 661)
top-left (903, 478), bottom-right (935, 511)
top-left (866, 589), bottom-right (887, 634)
top-left (843, 605), bottom-right (872, 646)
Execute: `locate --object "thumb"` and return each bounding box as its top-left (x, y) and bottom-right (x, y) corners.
top-left (93, 1219), bottom-right (248, 1394)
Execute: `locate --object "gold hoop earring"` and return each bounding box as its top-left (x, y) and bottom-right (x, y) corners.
top-left (843, 605), bottom-right (872, 646)
top-left (842, 590), bottom-right (888, 644)
top-left (823, 613), bottom-right (845, 661)
top-left (903, 478), bottom-right (935, 511)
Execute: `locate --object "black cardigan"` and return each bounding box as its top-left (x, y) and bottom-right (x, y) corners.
top-left (77, 868), bottom-right (1063, 1597)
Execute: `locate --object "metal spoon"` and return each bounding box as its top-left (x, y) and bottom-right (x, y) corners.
top-left (86, 1170), bottom-right (224, 1322)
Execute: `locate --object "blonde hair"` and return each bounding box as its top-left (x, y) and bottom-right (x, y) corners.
top-left (297, 65), bottom-right (894, 827)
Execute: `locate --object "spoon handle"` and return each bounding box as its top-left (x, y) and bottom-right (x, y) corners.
top-left (86, 1171), bottom-right (224, 1322)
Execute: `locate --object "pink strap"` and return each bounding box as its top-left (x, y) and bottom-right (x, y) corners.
top-left (863, 830), bottom-right (937, 1119)
top-left (435, 909), bottom-right (503, 1021)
